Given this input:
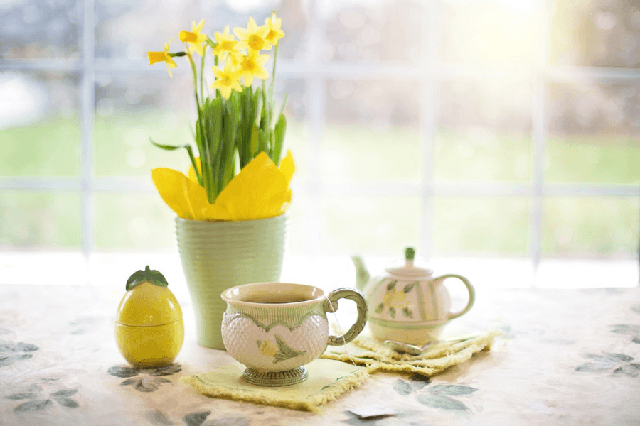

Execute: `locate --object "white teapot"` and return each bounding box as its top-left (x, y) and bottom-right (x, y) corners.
top-left (352, 247), bottom-right (475, 345)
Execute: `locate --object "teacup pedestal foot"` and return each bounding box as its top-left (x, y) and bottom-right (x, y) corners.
top-left (242, 366), bottom-right (308, 387)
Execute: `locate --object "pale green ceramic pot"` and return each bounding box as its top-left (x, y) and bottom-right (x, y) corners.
top-left (176, 214), bottom-right (288, 349)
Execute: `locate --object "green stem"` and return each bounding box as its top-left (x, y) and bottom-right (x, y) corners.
top-left (188, 54), bottom-right (200, 109)
top-left (200, 47), bottom-right (206, 102)
top-left (270, 43), bottom-right (278, 101)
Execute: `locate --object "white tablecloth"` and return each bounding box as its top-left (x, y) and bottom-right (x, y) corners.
top-left (1, 284), bottom-right (639, 425)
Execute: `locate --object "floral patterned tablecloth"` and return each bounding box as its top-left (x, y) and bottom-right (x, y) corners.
top-left (1, 284), bottom-right (639, 426)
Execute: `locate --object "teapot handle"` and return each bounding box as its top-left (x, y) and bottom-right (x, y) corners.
top-left (434, 274), bottom-right (476, 320)
top-left (323, 288), bottom-right (368, 346)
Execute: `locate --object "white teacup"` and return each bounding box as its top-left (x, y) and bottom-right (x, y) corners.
top-left (221, 282), bottom-right (367, 387)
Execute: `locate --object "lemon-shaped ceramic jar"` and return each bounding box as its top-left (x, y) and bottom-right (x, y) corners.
top-left (115, 266), bottom-right (184, 367)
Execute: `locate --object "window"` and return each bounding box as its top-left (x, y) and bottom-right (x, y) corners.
top-left (1, 0), bottom-right (638, 288)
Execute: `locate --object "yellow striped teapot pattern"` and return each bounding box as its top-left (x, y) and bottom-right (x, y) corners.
top-left (352, 247), bottom-right (475, 346)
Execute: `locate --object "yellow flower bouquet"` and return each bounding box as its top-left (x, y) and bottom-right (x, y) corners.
top-left (147, 13), bottom-right (293, 221)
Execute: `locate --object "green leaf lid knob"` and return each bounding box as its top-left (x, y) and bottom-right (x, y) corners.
top-left (386, 246), bottom-right (432, 278)
top-left (126, 266), bottom-right (169, 291)
top-left (405, 247), bottom-right (416, 262)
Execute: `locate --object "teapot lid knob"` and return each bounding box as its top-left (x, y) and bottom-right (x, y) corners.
top-left (387, 246), bottom-right (431, 277)
top-left (405, 247), bottom-right (415, 261)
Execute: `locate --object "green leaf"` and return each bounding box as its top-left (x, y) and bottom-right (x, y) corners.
top-left (126, 266), bottom-right (168, 290)
top-left (403, 282), bottom-right (418, 293)
top-left (387, 281), bottom-right (397, 291)
top-left (374, 303), bottom-right (384, 314)
top-left (402, 307), bottom-right (413, 318)
top-left (389, 307), bottom-right (396, 318)
top-left (56, 398), bottom-right (79, 408)
top-left (429, 384), bottom-right (478, 396)
top-left (416, 394), bottom-right (468, 411)
top-left (275, 335), bottom-right (303, 357)
top-left (14, 399), bottom-right (52, 413)
top-left (107, 365), bottom-right (139, 378)
top-left (50, 389), bottom-right (78, 398)
top-left (6, 393), bottom-right (37, 400)
top-left (393, 380), bottom-right (413, 396)
top-left (149, 139), bottom-right (187, 151)
top-left (272, 113), bottom-right (286, 165)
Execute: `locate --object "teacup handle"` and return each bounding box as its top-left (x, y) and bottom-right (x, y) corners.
top-left (434, 274), bottom-right (476, 320)
top-left (323, 288), bottom-right (368, 346)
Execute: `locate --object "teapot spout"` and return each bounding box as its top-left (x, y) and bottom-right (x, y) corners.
top-left (351, 255), bottom-right (370, 292)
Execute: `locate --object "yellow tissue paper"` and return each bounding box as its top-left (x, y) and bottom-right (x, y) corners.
top-left (152, 151), bottom-right (294, 222)
top-left (150, 167), bottom-right (211, 220)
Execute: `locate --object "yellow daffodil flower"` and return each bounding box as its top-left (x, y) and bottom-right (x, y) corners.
top-left (213, 26), bottom-right (239, 61)
top-left (179, 20), bottom-right (207, 56)
top-left (234, 17), bottom-right (271, 52)
top-left (211, 61), bottom-right (243, 99)
top-left (147, 38), bottom-right (178, 77)
top-left (264, 12), bottom-right (285, 46)
top-left (237, 50), bottom-right (270, 87)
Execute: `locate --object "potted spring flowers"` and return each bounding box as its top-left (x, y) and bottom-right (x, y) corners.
top-left (147, 13), bottom-right (293, 350)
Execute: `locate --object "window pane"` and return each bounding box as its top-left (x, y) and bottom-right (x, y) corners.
top-left (550, 0), bottom-right (640, 68)
top-left (433, 197), bottom-right (530, 255)
top-left (285, 188), bottom-right (312, 255)
top-left (0, 71), bottom-right (81, 177)
top-left (0, 0), bottom-right (80, 59)
top-left (94, 73), bottom-right (193, 177)
top-left (96, 0), bottom-right (196, 60)
top-left (320, 195), bottom-right (422, 256)
top-left (547, 82), bottom-right (640, 184)
top-left (95, 73), bottom-right (304, 176)
top-left (0, 191), bottom-right (81, 249)
top-left (542, 197), bottom-right (639, 258)
top-left (322, 79), bottom-right (421, 183)
top-left (278, 78), bottom-right (309, 180)
top-left (438, 1), bottom-right (538, 65)
top-left (96, 0), bottom-right (306, 61)
top-left (323, 0), bottom-right (422, 63)
top-left (436, 81), bottom-right (532, 182)
top-left (94, 193), bottom-right (176, 250)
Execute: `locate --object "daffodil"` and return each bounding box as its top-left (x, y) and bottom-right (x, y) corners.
top-left (237, 50), bottom-right (269, 87)
top-left (234, 17), bottom-right (271, 51)
top-left (213, 26), bottom-right (239, 61)
top-left (211, 61), bottom-right (243, 99)
top-left (264, 12), bottom-right (285, 46)
top-left (148, 38), bottom-right (178, 77)
top-left (179, 20), bottom-right (207, 56)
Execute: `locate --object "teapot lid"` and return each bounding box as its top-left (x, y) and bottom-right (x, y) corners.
top-left (385, 247), bottom-right (432, 278)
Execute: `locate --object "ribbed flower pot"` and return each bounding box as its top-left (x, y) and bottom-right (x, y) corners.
top-left (175, 214), bottom-right (288, 349)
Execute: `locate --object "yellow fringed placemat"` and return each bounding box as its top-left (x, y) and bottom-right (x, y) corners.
top-left (320, 330), bottom-right (502, 377)
top-left (181, 359), bottom-right (369, 413)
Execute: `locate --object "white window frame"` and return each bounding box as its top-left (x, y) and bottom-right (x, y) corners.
top-left (0, 0), bottom-right (638, 287)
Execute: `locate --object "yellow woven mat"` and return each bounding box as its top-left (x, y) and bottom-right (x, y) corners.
top-left (181, 358), bottom-right (368, 413)
top-left (320, 330), bottom-right (502, 377)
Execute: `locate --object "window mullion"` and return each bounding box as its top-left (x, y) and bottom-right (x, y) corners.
top-left (531, 0), bottom-right (553, 286)
top-left (81, 0), bottom-right (96, 285)
top-left (420, 0), bottom-right (438, 262)
top-left (305, 0), bottom-right (325, 258)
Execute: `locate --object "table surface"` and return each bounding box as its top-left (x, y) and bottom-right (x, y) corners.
top-left (1, 284), bottom-right (639, 426)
